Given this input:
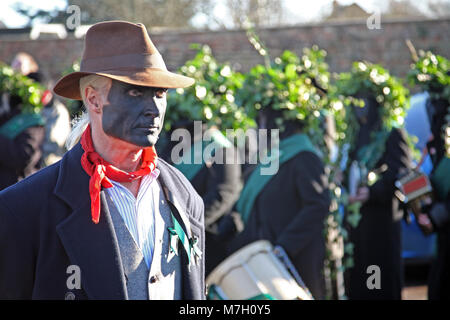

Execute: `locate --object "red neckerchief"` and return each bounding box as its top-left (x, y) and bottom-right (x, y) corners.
top-left (80, 124), bottom-right (157, 224)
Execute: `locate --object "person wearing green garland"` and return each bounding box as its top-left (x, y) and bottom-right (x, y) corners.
top-left (158, 44), bottom-right (245, 277)
top-left (344, 94), bottom-right (412, 300)
top-left (229, 107), bottom-right (331, 300)
top-left (407, 53), bottom-right (450, 300)
top-left (424, 97), bottom-right (450, 300)
top-left (11, 52), bottom-right (71, 167)
top-left (160, 120), bottom-right (242, 276)
top-left (0, 63), bottom-right (45, 191)
top-left (413, 88), bottom-right (450, 300)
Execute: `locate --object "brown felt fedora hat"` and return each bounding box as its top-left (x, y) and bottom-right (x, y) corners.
top-left (53, 21), bottom-right (194, 100)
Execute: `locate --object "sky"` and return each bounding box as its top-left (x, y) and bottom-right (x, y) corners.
top-left (0, 0), bottom-right (66, 28)
top-left (0, 0), bottom-right (438, 29)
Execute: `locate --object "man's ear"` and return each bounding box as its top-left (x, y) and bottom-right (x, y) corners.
top-left (84, 86), bottom-right (103, 114)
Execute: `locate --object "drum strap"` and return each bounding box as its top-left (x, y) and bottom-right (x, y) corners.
top-left (208, 284), bottom-right (276, 300)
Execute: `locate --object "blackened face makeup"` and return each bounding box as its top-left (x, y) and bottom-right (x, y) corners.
top-left (102, 80), bottom-right (167, 147)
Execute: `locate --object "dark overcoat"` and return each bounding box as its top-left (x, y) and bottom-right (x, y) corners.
top-left (189, 146), bottom-right (242, 275)
top-left (229, 151), bottom-right (330, 300)
top-left (346, 128), bottom-right (411, 300)
top-left (0, 143), bottom-right (205, 300)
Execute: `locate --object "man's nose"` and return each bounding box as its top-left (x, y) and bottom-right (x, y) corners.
top-left (142, 96), bottom-right (161, 118)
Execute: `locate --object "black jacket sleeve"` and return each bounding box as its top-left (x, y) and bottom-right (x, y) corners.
top-left (0, 126), bottom-right (45, 172)
top-left (276, 152), bottom-right (330, 257)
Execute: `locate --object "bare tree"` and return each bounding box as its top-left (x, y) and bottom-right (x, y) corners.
top-left (427, 0), bottom-right (450, 18)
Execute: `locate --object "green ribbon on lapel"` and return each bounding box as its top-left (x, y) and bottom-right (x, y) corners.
top-left (0, 112), bottom-right (45, 139)
top-left (167, 212), bottom-right (202, 270)
top-left (236, 133), bottom-right (319, 225)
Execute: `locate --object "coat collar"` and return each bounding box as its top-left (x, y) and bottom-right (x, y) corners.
top-left (53, 143), bottom-right (201, 299)
top-left (157, 159), bottom-right (205, 300)
top-left (157, 165), bottom-right (193, 241)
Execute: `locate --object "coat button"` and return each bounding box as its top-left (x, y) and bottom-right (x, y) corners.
top-left (149, 275), bottom-right (158, 284)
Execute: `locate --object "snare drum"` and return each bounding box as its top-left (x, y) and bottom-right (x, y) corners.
top-left (206, 240), bottom-right (312, 300)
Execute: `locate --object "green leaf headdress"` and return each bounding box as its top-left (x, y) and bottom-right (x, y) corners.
top-left (0, 64), bottom-right (44, 114)
top-left (165, 44), bottom-right (255, 133)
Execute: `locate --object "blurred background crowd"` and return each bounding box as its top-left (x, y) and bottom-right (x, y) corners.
top-left (0, 0), bottom-right (449, 300)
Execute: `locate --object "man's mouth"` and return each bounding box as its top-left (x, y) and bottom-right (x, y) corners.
top-left (138, 124), bottom-right (159, 129)
top-left (137, 125), bottom-right (159, 134)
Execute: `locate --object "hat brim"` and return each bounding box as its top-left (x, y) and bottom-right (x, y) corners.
top-left (53, 68), bottom-right (195, 100)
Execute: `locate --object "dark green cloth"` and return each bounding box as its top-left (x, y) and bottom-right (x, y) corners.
top-left (0, 112), bottom-right (45, 140)
top-left (431, 156), bottom-right (450, 200)
top-left (236, 133), bottom-right (319, 225)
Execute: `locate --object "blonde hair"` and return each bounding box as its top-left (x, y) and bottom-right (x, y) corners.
top-left (65, 75), bottom-right (111, 150)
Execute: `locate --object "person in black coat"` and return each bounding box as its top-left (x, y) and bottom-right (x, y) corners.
top-left (0, 144), bottom-right (205, 299)
top-left (0, 21), bottom-right (205, 300)
top-left (0, 91), bottom-right (45, 191)
top-left (229, 109), bottom-right (330, 300)
top-left (344, 96), bottom-right (412, 300)
top-left (160, 121), bottom-right (242, 275)
top-left (420, 97), bottom-right (450, 300)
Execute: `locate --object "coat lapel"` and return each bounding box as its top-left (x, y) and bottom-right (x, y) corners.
top-left (54, 143), bottom-right (127, 300)
top-left (157, 162), bottom-right (204, 300)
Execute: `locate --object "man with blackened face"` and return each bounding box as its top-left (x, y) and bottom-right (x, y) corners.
top-left (0, 21), bottom-right (205, 300)
top-left (102, 82), bottom-right (167, 148)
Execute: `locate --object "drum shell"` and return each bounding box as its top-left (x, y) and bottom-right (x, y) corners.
top-left (206, 240), bottom-right (311, 300)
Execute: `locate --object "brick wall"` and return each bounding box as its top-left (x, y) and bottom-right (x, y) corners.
top-left (0, 17), bottom-right (448, 86)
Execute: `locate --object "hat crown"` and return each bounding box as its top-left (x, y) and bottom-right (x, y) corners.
top-left (81, 21), bottom-right (165, 71)
top-left (83, 21), bottom-right (157, 58)
top-left (53, 20), bottom-right (194, 100)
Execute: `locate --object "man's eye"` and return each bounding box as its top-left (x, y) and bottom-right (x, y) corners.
top-left (128, 89), bottom-right (143, 97)
top-left (155, 88), bottom-right (167, 98)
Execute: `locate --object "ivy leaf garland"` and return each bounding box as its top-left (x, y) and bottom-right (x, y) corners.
top-left (0, 64), bottom-right (44, 114)
top-left (333, 61), bottom-right (415, 276)
top-left (165, 44), bottom-right (255, 133)
top-left (407, 51), bottom-right (450, 104)
top-left (161, 40), bottom-right (425, 297)
top-left (408, 51), bottom-right (450, 157)
top-left (336, 61), bottom-right (410, 131)
top-left (334, 61), bottom-right (418, 175)
top-left (237, 45), bottom-right (356, 298)
top-left (236, 46), bottom-right (336, 153)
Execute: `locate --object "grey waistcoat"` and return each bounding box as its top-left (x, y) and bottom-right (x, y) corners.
top-left (105, 181), bottom-right (183, 300)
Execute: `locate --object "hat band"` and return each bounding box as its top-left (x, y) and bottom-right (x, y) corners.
top-left (81, 53), bottom-right (167, 72)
